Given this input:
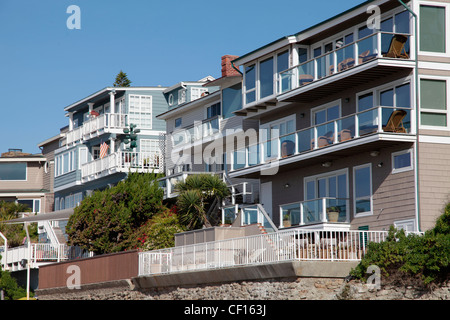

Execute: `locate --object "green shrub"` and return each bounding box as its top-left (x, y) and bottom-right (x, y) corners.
top-left (351, 209), bottom-right (450, 288)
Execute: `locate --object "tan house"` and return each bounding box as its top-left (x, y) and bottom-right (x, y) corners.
top-left (0, 149), bottom-right (48, 214)
top-left (159, 0), bottom-right (450, 233)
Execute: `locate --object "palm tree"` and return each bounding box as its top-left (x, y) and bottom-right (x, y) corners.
top-left (175, 174), bottom-right (230, 230)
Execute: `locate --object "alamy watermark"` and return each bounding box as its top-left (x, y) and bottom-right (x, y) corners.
top-left (66, 5), bottom-right (81, 30)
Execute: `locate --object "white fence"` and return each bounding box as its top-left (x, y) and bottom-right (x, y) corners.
top-left (138, 229), bottom-right (398, 276)
top-left (1, 243), bottom-right (92, 271)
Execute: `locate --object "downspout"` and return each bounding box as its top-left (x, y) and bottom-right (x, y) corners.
top-left (231, 60), bottom-right (243, 76)
top-left (397, 0), bottom-right (421, 232)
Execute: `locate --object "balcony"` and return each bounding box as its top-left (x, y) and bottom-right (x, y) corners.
top-left (81, 151), bottom-right (162, 182)
top-left (277, 32), bottom-right (413, 103)
top-left (66, 114), bottom-right (127, 145)
top-left (280, 197), bottom-right (349, 229)
top-left (230, 106), bottom-right (414, 175)
top-left (171, 115), bottom-right (221, 149)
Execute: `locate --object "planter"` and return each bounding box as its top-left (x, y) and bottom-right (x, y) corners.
top-left (327, 211), bottom-right (339, 222)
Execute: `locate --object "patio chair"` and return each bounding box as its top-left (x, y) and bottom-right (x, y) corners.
top-left (281, 140), bottom-right (295, 158)
top-left (383, 34), bottom-right (409, 59)
top-left (383, 109), bottom-right (407, 133)
top-left (299, 74), bottom-right (314, 86)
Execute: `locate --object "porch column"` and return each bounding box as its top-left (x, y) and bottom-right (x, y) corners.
top-left (68, 112), bottom-right (74, 131)
top-left (88, 102), bottom-right (94, 113)
top-left (109, 90), bottom-right (116, 114)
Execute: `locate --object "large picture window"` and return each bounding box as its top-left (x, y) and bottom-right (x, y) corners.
top-left (129, 95), bottom-right (153, 129)
top-left (420, 5), bottom-right (446, 53)
top-left (0, 162), bottom-right (27, 180)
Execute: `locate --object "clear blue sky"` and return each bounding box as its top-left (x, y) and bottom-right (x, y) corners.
top-left (0, 0), bottom-right (364, 154)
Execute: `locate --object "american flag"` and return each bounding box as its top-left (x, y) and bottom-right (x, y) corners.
top-left (100, 141), bottom-right (109, 159)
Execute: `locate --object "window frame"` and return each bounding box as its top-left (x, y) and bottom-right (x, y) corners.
top-left (417, 1), bottom-right (449, 56)
top-left (353, 163), bottom-right (373, 217)
top-left (419, 75), bottom-right (450, 130)
top-left (0, 162), bottom-right (27, 181)
top-left (392, 149), bottom-right (414, 174)
top-left (243, 48), bottom-right (291, 107)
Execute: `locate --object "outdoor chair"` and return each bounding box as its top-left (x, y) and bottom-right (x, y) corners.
top-left (299, 74), bottom-right (314, 86)
top-left (383, 34), bottom-right (409, 59)
top-left (383, 109), bottom-right (407, 133)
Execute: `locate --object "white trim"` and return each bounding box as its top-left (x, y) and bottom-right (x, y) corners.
top-left (394, 218), bottom-right (416, 232)
top-left (229, 133), bottom-right (416, 178)
top-left (353, 163), bottom-right (373, 218)
top-left (391, 148), bottom-right (414, 174)
top-left (418, 134), bottom-right (450, 144)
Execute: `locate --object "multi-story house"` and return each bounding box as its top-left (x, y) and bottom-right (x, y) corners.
top-left (158, 56), bottom-right (262, 220)
top-left (51, 86), bottom-right (168, 239)
top-left (160, 0), bottom-right (450, 233)
top-left (0, 149), bottom-right (48, 213)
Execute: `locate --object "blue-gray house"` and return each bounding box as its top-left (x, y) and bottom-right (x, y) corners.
top-left (52, 86), bottom-right (168, 227)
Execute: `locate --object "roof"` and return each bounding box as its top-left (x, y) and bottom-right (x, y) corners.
top-left (3, 208), bottom-right (74, 224)
top-left (64, 86), bottom-right (167, 112)
top-left (232, 0), bottom-right (385, 66)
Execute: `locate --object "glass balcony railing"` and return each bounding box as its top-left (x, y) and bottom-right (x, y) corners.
top-left (280, 197), bottom-right (349, 228)
top-left (231, 106), bottom-right (412, 171)
top-left (172, 116), bottom-right (221, 147)
top-left (278, 32), bottom-right (411, 94)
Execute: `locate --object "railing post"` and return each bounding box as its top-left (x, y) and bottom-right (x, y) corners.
top-left (322, 198), bottom-right (327, 223)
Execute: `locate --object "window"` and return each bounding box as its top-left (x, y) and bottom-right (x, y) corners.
top-left (222, 83), bottom-right (242, 119)
top-left (206, 102), bottom-right (221, 119)
top-left (420, 79), bottom-right (447, 127)
top-left (312, 101), bottom-right (340, 125)
top-left (420, 5), bottom-right (446, 53)
top-left (175, 118), bottom-right (182, 128)
top-left (55, 150), bottom-right (76, 177)
top-left (305, 170), bottom-right (348, 200)
top-left (244, 64), bottom-right (256, 104)
top-left (178, 89), bottom-right (186, 105)
top-left (140, 139), bottom-right (159, 155)
top-left (392, 149), bottom-right (413, 173)
top-left (129, 95), bottom-right (152, 129)
top-left (261, 115), bottom-right (295, 160)
top-left (0, 163), bottom-right (27, 180)
top-left (191, 87), bottom-right (208, 101)
top-left (17, 199), bottom-right (40, 213)
top-left (358, 92), bottom-right (374, 112)
top-left (353, 164), bottom-right (372, 216)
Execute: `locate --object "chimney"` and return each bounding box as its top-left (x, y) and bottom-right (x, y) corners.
top-left (221, 55), bottom-right (240, 78)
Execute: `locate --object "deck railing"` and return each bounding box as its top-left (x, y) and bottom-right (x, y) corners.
top-left (66, 114), bottom-right (128, 145)
top-left (1, 243), bottom-right (92, 270)
top-left (138, 228), bottom-right (406, 276)
top-left (81, 151), bottom-right (162, 181)
top-left (278, 32), bottom-right (411, 95)
top-left (231, 105), bottom-right (412, 171)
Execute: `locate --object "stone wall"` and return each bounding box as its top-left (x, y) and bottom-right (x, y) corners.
top-left (36, 277), bottom-right (449, 300)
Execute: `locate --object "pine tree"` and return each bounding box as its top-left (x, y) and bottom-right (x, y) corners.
top-left (113, 70), bottom-right (131, 87)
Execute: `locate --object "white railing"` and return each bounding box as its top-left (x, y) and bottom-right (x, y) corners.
top-left (278, 32), bottom-right (411, 95)
top-left (231, 105), bottom-right (413, 171)
top-left (1, 243), bottom-right (93, 270)
top-left (66, 114), bottom-right (127, 145)
top-left (138, 228), bottom-right (403, 276)
top-left (81, 151), bottom-right (162, 181)
top-left (171, 116), bottom-right (221, 148)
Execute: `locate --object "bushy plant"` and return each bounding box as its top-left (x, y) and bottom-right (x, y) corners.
top-left (0, 270), bottom-right (29, 300)
top-left (66, 172), bottom-right (165, 254)
top-left (351, 208), bottom-right (450, 288)
top-left (134, 206), bottom-right (186, 251)
top-left (0, 201), bottom-right (38, 247)
top-left (175, 174), bottom-right (230, 230)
